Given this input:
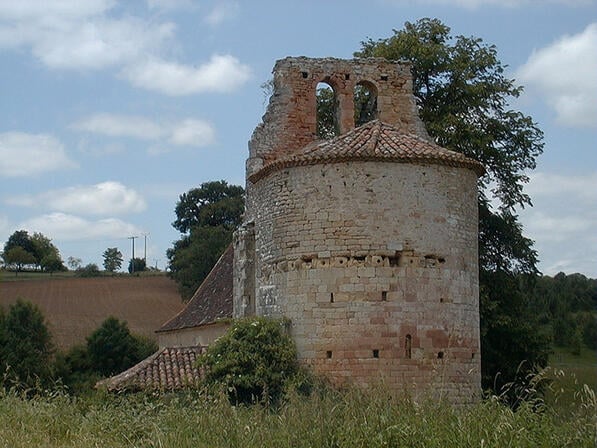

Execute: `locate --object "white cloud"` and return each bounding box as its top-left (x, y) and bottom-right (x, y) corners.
top-left (205, 1), bottom-right (240, 26)
top-left (72, 113), bottom-right (217, 150)
top-left (0, 1), bottom-right (250, 95)
top-left (0, 2), bottom-right (175, 70)
top-left (9, 182), bottom-right (147, 216)
top-left (19, 212), bottom-right (142, 241)
top-left (146, 0), bottom-right (196, 11)
top-left (519, 171), bottom-right (597, 276)
top-left (73, 114), bottom-right (165, 140)
top-left (517, 23), bottom-right (597, 128)
top-left (389, 0), bottom-right (595, 8)
top-left (0, 1), bottom-right (113, 20)
top-left (525, 172), bottom-right (597, 202)
top-left (122, 55), bottom-right (251, 96)
top-left (36, 20), bottom-right (175, 71)
top-left (0, 132), bottom-right (77, 177)
top-left (169, 119), bottom-right (217, 146)
top-left (0, 215), bottom-right (10, 244)
top-left (523, 211), bottom-right (593, 243)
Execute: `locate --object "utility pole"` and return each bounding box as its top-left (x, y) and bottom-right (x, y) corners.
top-left (128, 236), bottom-right (138, 273)
top-left (142, 233), bottom-right (149, 263)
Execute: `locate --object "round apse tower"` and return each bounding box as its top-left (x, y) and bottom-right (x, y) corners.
top-left (233, 57), bottom-right (485, 404)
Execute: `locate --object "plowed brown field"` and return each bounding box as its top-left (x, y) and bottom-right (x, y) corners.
top-left (0, 275), bottom-right (184, 350)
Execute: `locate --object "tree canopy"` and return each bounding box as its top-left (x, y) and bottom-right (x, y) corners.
top-left (168, 181), bottom-right (244, 299)
top-left (355, 18), bottom-right (547, 391)
top-left (2, 246), bottom-right (36, 274)
top-left (0, 300), bottom-right (54, 388)
top-left (2, 230), bottom-right (64, 272)
top-left (128, 257), bottom-right (146, 274)
top-left (86, 317), bottom-right (155, 377)
top-left (103, 247), bottom-right (123, 273)
top-left (172, 180), bottom-right (244, 234)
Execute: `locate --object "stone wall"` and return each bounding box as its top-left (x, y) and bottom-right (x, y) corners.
top-left (157, 322), bottom-right (229, 349)
top-left (246, 160), bottom-right (480, 403)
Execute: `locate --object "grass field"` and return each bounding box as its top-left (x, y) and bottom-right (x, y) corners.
top-left (0, 381), bottom-right (594, 448)
top-left (543, 346), bottom-right (597, 410)
top-left (0, 272), bottom-right (184, 349)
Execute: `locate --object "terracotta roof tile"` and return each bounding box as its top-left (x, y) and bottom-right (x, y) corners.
top-left (157, 244), bottom-right (233, 333)
top-left (96, 346), bottom-right (206, 391)
top-left (250, 120), bottom-right (485, 182)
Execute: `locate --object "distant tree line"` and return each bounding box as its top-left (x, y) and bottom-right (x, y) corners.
top-left (529, 272), bottom-right (597, 354)
top-left (1, 232), bottom-right (156, 278)
top-left (1, 230), bottom-right (66, 274)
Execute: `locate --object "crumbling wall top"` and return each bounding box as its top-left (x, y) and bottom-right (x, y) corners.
top-left (247, 57), bottom-right (429, 179)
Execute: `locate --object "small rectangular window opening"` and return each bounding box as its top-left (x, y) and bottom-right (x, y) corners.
top-left (380, 75), bottom-right (388, 81)
top-left (372, 349), bottom-right (379, 358)
top-left (330, 293), bottom-right (334, 303)
top-left (345, 73), bottom-right (350, 80)
top-left (326, 350), bottom-right (333, 359)
top-left (381, 291), bottom-right (387, 301)
top-left (301, 71), bottom-right (308, 79)
top-left (437, 351), bottom-right (444, 359)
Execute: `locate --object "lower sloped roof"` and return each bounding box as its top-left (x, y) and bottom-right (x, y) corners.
top-left (157, 244), bottom-right (234, 333)
top-left (96, 346), bottom-right (206, 391)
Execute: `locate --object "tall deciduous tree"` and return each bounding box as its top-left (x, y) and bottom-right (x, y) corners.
top-left (355, 18), bottom-right (548, 391)
top-left (2, 246), bottom-right (36, 274)
top-left (67, 256), bottom-right (82, 271)
top-left (3, 230), bottom-right (36, 265)
top-left (168, 181), bottom-right (244, 300)
top-left (172, 180), bottom-right (244, 234)
top-left (103, 247), bottom-right (123, 273)
top-left (31, 232), bottom-right (64, 271)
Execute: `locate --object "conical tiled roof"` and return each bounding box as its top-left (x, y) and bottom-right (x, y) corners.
top-left (249, 120), bottom-right (485, 182)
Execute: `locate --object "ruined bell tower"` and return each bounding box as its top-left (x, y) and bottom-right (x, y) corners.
top-left (234, 57), bottom-right (484, 404)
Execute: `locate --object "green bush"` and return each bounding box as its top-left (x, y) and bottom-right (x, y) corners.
top-left (86, 317), bottom-right (156, 377)
top-left (198, 317), bottom-right (300, 404)
top-left (76, 263), bottom-right (101, 277)
top-left (0, 300), bottom-right (54, 389)
top-left (54, 317), bottom-right (158, 394)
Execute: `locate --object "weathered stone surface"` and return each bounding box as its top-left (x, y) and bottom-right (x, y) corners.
top-left (234, 57), bottom-right (482, 404)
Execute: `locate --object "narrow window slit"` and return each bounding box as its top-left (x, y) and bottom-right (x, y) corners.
top-left (405, 334), bottom-right (412, 359)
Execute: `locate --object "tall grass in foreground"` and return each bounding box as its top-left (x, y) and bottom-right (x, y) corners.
top-left (0, 378), bottom-right (595, 448)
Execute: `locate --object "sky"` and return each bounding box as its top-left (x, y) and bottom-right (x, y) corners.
top-left (0, 0), bottom-right (595, 277)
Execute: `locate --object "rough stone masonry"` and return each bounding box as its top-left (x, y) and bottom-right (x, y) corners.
top-left (233, 57), bottom-right (485, 404)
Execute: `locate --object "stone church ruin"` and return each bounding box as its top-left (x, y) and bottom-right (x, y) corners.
top-left (235, 57), bottom-right (484, 403)
top-left (103, 57), bottom-right (485, 404)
